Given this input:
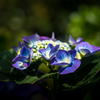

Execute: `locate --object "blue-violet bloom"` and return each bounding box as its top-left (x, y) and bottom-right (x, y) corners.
top-left (39, 44), bottom-right (59, 60)
top-left (12, 41), bottom-right (25, 54)
top-left (75, 42), bottom-right (100, 57)
top-left (51, 50), bottom-right (81, 74)
top-left (39, 32), bottom-right (57, 41)
top-left (12, 46), bottom-right (33, 70)
top-left (22, 33), bottom-right (40, 45)
top-left (68, 35), bottom-right (83, 45)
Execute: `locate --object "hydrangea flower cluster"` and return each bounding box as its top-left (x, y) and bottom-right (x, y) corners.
top-left (12, 33), bottom-right (100, 74)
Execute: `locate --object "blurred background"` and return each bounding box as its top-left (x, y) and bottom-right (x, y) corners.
top-left (1, 0), bottom-right (100, 52)
top-left (0, 0), bottom-right (100, 100)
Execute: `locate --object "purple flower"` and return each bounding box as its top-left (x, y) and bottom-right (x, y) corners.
top-left (51, 50), bottom-right (81, 74)
top-left (22, 33), bottom-right (40, 45)
top-left (22, 33), bottom-right (56, 47)
top-left (68, 35), bottom-right (83, 45)
top-left (12, 41), bottom-right (25, 54)
top-left (51, 32), bottom-right (57, 41)
top-left (12, 46), bottom-right (33, 70)
top-left (39, 36), bottom-right (50, 41)
top-left (39, 44), bottom-right (59, 60)
top-left (12, 61), bottom-right (30, 70)
top-left (39, 32), bottom-right (57, 41)
top-left (75, 42), bottom-right (100, 57)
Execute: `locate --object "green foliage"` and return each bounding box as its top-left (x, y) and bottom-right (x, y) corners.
top-left (66, 5), bottom-right (100, 46)
top-left (61, 55), bottom-right (100, 91)
top-left (0, 49), bottom-right (58, 84)
top-left (0, 49), bottom-right (100, 92)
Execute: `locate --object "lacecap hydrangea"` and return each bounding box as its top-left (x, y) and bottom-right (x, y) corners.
top-left (12, 33), bottom-right (100, 74)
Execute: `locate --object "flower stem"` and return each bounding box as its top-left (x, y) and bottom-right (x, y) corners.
top-left (53, 72), bottom-right (59, 100)
top-left (19, 70), bottom-right (27, 76)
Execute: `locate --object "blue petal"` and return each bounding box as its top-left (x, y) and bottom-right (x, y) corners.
top-left (39, 48), bottom-right (50, 60)
top-left (75, 42), bottom-right (100, 56)
top-left (12, 55), bottom-right (27, 62)
top-left (20, 46), bottom-right (30, 58)
top-left (56, 50), bottom-right (71, 64)
top-left (46, 44), bottom-right (54, 52)
top-left (76, 37), bottom-right (83, 43)
top-left (45, 44), bottom-right (54, 58)
top-left (39, 44), bottom-right (54, 60)
top-left (39, 36), bottom-right (50, 41)
top-left (23, 62), bottom-right (30, 68)
top-left (79, 49), bottom-right (91, 56)
top-left (50, 57), bottom-right (69, 66)
top-left (91, 45), bottom-right (100, 54)
top-left (49, 45), bottom-right (59, 57)
top-left (58, 58), bottom-right (81, 74)
top-left (68, 35), bottom-right (76, 45)
top-left (51, 32), bottom-right (57, 41)
top-left (18, 41), bottom-right (25, 47)
top-left (12, 46), bottom-right (20, 54)
top-left (75, 42), bottom-right (93, 52)
top-left (12, 55), bottom-right (20, 62)
top-left (31, 33), bottom-right (40, 42)
top-left (22, 33), bottom-right (40, 44)
top-left (68, 50), bottom-right (76, 62)
top-left (39, 49), bottom-right (46, 56)
top-left (12, 61), bottom-right (26, 70)
top-left (39, 49), bottom-right (51, 60)
top-left (29, 47), bottom-right (33, 63)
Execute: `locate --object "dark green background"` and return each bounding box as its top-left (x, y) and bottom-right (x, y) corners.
top-left (0, 0), bottom-right (100, 51)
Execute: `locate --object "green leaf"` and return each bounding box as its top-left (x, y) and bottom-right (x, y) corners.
top-left (0, 49), bottom-right (59, 84)
top-left (17, 72), bottom-right (59, 84)
top-left (16, 76), bottom-right (38, 84)
top-left (76, 55), bottom-right (100, 85)
top-left (62, 55), bottom-right (100, 91)
top-left (0, 49), bottom-right (25, 82)
top-left (62, 83), bottom-right (72, 88)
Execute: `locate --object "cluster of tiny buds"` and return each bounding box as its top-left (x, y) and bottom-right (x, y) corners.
top-left (28, 39), bottom-right (71, 62)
